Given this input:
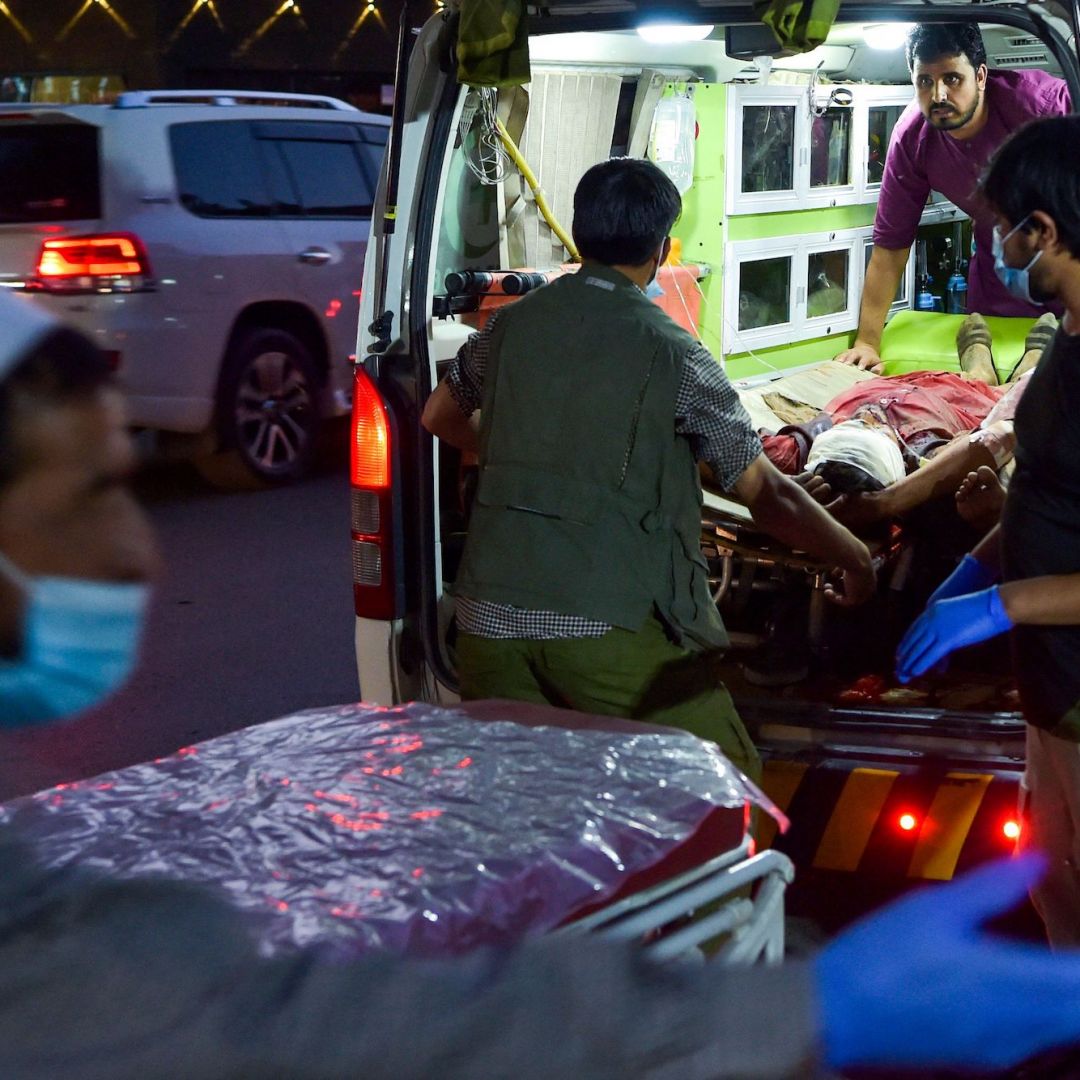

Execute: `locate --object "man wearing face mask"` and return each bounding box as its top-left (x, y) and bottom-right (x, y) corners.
top-left (0, 296), bottom-right (158, 725)
top-left (896, 116), bottom-right (1080, 946)
top-left (10, 293), bottom-right (1080, 1077)
top-left (836, 22), bottom-right (1069, 373)
top-left (422, 157), bottom-right (876, 778)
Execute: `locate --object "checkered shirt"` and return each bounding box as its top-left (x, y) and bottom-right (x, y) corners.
top-left (445, 302), bottom-right (762, 639)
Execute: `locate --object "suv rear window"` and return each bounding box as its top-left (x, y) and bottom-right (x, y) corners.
top-left (0, 123), bottom-right (101, 223)
top-left (171, 119), bottom-right (386, 220)
top-left (171, 121), bottom-right (277, 217)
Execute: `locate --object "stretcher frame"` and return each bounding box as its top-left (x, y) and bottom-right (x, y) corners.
top-left (561, 837), bottom-right (795, 966)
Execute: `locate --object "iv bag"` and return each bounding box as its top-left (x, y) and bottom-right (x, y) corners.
top-left (649, 94), bottom-right (695, 194)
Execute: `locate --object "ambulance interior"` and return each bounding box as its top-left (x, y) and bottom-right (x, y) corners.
top-left (428, 13), bottom-right (1071, 713)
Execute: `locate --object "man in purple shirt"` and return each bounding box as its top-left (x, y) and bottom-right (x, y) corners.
top-left (837, 23), bottom-right (1070, 372)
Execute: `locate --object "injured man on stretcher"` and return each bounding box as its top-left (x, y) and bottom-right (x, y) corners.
top-left (744, 312), bottom-right (1057, 533)
top-left (756, 365), bottom-right (1030, 533)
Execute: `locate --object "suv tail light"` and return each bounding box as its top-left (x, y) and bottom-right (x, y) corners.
top-left (351, 366), bottom-right (400, 620)
top-left (31, 233), bottom-right (153, 294)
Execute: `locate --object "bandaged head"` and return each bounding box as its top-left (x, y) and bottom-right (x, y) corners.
top-left (806, 419), bottom-right (906, 491)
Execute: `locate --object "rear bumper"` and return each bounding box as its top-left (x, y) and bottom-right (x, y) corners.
top-left (19, 291), bottom-right (223, 432)
top-left (742, 697), bottom-right (1026, 923)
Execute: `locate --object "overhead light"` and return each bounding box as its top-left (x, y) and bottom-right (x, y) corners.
top-left (637, 23), bottom-right (714, 45)
top-left (863, 23), bottom-right (913, 51)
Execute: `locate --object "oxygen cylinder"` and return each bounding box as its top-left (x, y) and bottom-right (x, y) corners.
top-left (649, 93), bottom-right (695, 194)
top-left (946, 270), bottom-right (968, 314)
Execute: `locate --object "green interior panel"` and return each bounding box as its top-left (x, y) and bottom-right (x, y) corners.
top-left (726, 332), bottom-right (853, 380)
top-left (878, 310), bottom-right (1041, 380)
top-left (671, 82), bottom-right (726, 360)
top-left (727, 205), bottom-right (877, 242)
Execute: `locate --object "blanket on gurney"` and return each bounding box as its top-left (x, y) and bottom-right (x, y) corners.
top-left (0, 701), bottom-right (779, 958)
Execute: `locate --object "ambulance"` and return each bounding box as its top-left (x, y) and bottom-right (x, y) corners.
top-left (349, 0), bottom-right (1079, 925)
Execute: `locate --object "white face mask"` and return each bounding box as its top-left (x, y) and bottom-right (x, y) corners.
top-left (643, 276), bottom-right (665, 300)
top-left (0, 550), bottom-right (149, 728)
top-left (992, 215), bottom-right (1046, 307)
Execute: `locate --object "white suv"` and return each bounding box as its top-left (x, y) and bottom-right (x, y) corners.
top-left (0, 90), bottom-right (389, 485)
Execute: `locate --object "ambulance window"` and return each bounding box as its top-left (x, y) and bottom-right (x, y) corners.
top-left (808, 249), bottom-right (849, 317)
top-left (809, 107), bottom-right (851, 188)
top-left (738, 256), bottom-right (791, 330)
top-left (740, 105), bottom-right (795, 193)
top-left (867, 105), bottom-right (904, 186)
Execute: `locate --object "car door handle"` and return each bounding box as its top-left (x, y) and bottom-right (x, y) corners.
top-left (298, 247), bottom-right (333, 265)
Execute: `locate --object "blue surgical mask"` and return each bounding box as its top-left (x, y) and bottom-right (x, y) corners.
top-left (0, 551), bottom-right (149, 728)
top-left (992, 216), bottom-right (1045, 306)
top-left (644, 275), bottom-right (665, 300)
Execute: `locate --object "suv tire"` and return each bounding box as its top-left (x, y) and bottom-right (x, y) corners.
top-left (202, 327), bottom-right (322, 488)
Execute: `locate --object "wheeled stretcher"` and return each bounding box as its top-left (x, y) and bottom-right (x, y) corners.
top-left (0, 701), bottom-right (792, 966)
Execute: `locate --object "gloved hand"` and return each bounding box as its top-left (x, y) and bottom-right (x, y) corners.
top-left (815, 853), bottom-right (1080, 1071)
top-left (927, 552), bottom-right (998, 607)
top-left (896, 586), bottom-right (1012, 683)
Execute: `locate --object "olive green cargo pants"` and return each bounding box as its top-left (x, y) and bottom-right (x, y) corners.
top-left (457, 614), bottom-right (761, 782)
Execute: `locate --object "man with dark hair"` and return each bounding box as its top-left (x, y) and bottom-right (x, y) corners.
top-left (0, 300), bottom-right (158, 725)
top-left (423, 157), bottom-right (876, 779)
top-left (896, 115), bottom-right (1080, 947)
top-left (837, 22), bottom-right (1070, 373)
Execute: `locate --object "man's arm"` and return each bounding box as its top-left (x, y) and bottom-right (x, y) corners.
top-left (834, 245), bottom-right (911, 371)
top-left (1000, 573), bottom-right (1080, 626)
top-left (422, 380), bottom-right (480, 454)
top-left (834, 423), bottom-right (1012, 528)
top-left (729, 453), bottom-right (876, 606)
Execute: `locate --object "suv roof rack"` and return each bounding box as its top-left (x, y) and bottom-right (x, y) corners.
top-left (114, 90), bottom-right (355, 111)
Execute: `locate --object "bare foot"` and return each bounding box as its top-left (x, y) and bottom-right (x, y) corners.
top-left (956, 465), bottom-right (1005, 531)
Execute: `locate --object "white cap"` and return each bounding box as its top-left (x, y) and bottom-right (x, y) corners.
top-left (0, 289), bottom-right (58, 382)
top-left (806, 419), bottom-right (906, 489)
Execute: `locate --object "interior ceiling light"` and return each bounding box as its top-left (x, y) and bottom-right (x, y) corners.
top-left (334, 0), bottom-right (385, 61)
top-left (167, 0), bottom-right (225, 49)
top-left (864, 23), bottom-right (913, 51)
top-left (637, 23), bottom-right (714, 45)
top-left (57, 0), bottom-right (136, 42)
top-left (0, 2), bottom-right (33, 43)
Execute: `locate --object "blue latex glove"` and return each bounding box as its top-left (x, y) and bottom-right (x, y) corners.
top-left (928, 552), bottom-right (998, 607)
top-left (896, 586), bottom-right (1012, 683)
top-left (816, 853), bottom-right (1080, 1071)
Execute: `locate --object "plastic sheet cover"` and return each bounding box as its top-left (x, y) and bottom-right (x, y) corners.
top-left (0, 702), bottom-right (780, 958)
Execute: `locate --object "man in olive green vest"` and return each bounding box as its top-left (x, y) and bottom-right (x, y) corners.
top-left (423, 158), bottom-right (875, 780)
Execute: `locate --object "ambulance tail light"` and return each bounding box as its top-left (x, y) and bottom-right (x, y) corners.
top-left (32, 233), bottom-right (153, 294)
top-left (351, 366), bottom-right (400, 620)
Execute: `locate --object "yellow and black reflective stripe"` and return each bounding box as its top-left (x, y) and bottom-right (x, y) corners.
top-left (756, 760), bottom-right (808, 851)
top-left (907, 772), bottom-right (993, 880)
top-left (813, 768), bottom-right (898, 872)
top-left (758, 758), bottom-right (1012, 881)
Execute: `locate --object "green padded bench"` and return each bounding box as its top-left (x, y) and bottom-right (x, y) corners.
top-left (878, 310), bottom-right (1040, 382)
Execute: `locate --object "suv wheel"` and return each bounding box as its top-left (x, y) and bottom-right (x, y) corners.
top-left (201, 327), bottom-right (321, 488)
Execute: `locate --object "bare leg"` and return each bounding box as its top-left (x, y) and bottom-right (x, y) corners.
top-left (955, 465), bottom-right (1005, 531)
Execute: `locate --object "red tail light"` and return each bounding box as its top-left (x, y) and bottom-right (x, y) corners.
top-left (351, 366), bottom-right (398, 620)
top-left (32, 233), bottom-right (153, 294)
